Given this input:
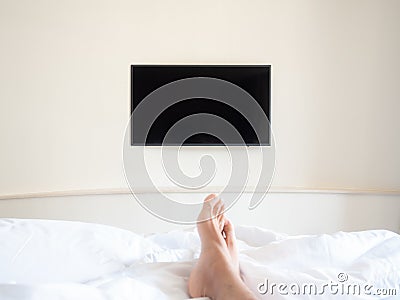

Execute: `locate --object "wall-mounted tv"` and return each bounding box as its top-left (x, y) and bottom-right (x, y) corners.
top-left (131, 65), bottom-right (271, 146)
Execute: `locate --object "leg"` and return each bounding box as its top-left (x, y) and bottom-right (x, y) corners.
top-left (188, 194), bottom-right (258, 300)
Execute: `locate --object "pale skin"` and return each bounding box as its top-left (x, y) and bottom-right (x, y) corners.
top-left (188, 194), bottom-right (258, 300)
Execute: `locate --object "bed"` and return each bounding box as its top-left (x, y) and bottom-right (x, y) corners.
top-left (0, 218), bottom-right (399, 299)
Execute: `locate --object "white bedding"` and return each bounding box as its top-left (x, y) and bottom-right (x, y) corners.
top-left (0, 219), bottom-right (399, 299)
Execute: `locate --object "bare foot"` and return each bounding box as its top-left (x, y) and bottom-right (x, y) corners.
top-left (188, 194), bottom-right (257, 300)
top-left (216, 209), bottom-right (239, 275)
top-left (199, 194), bottom-right (239, 274)
top-left (222, 217), bottom-right (239, 275)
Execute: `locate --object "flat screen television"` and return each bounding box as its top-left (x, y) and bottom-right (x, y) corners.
top-left (131, 65), bottom-right (271, 146)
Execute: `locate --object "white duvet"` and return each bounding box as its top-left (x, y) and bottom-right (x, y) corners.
top-left (0, 219), bottom-right (399, 299)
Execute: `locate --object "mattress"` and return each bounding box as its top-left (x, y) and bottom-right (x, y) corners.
top-left (0, 219), bottom-right (399, 299)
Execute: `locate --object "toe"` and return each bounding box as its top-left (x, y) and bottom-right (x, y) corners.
top-left (205, 193), bottom-right (217, 203)
top-left (198, 194), bottom-right (217, 221)
top-left (217, 213), bottom-right (226, 234)
top-left (223, 218), bottom-right (236, 247)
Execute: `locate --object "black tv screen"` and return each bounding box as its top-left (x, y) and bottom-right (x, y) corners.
top-left (131, 65), bottom-right (271, 146)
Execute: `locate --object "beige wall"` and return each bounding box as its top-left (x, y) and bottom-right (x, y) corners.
top-left (0, 0), bottom-right (399, 233)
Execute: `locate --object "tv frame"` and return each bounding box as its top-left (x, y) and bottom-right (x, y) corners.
top-left (130, 64), bottom-right (271, 146)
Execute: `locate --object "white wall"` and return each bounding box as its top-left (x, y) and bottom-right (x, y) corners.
top-left (0, 192), bottom-right (399, 235)
top-left (0, 0), bottom-right (399, 233)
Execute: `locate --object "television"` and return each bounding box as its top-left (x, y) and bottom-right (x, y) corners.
top-left (131, 65), bottom-right (271, 146)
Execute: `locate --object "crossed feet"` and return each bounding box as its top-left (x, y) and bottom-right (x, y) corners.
top-left (188, 194), bottom-right (258, 300)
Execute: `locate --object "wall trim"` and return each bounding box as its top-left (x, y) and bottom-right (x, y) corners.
top-left (0, 186), bottom-right (399, 200)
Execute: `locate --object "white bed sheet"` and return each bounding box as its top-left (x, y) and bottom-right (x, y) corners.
top-left (0, 219), bottom-right (399, 299)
